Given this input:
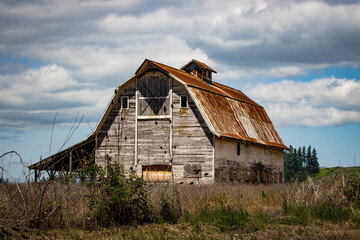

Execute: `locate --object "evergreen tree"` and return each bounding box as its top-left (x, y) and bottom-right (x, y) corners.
top-left (284, 145), bottom-right (320, 182)
top-left (311, 148), bottom-right (320, 174)
top-left (284, 145), bottom-right (295, 182)
top-left (305, 145), bottom-right (312, 175)
top-left (297, 147), bottom-right (307, 181)
top-left (302, 146), bottom-right (306, 168)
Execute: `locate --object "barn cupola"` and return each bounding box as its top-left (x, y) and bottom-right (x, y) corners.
top-left (181, 59), bottom-right (217, 83)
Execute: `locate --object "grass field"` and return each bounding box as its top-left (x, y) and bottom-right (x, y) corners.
top-left (311, 166), bottom-right (360, 184)
top-left (1, 166), bottom-right (360, 239)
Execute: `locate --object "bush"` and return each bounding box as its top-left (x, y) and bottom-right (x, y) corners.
top-left (344, 178), bottom-right (360, 208)
top-left (75, 155), bottom-right (152, 227)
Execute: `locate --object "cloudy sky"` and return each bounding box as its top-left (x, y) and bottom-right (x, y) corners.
top-left (1, 0), bottom-right (360, 178)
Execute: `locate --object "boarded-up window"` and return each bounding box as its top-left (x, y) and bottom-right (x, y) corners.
top-left (184, 164), bottom-right (202, 178)
top-left (221, 167), bottom-right (226, 181)
top-left (279, 172), bottom-right (283, 183)
top-left (243, 169), bottom-right (248, 182)
top-left (237, 168), bottom-right (242, 181)
top-left (215, 169), bottom-right (221, 182)
top-left (142, 165), bottom-right (171, 182)
top-left (262, 171), bottom-right (267, 183)
top-left (257, 170), bottom-right (261, 183)
top-left (274, 172), bottom-right (278, 183)
top-left (268, 170), bottom-right (273, 183)
top-left (229, 168), bottom-right (234, 181)
top-left (250, 171), bottom-right (256, 183)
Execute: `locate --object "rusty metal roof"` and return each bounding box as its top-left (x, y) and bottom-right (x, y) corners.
top-left (192, 59), bottom-right (217, 73)
top-left (145, 59), bottom-right (288, 149)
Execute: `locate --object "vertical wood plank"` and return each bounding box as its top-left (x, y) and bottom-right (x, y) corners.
top-left (135, 78), bottom-right (139, 167)
top-left (170, 78), bottom-right (173, 184)
top-left (69, 151), bottom-right (72, 173)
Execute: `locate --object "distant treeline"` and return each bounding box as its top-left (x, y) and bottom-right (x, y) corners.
top-left (284, 145), bottom-right (319, 182)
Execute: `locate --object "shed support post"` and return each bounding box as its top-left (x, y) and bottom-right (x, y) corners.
top-left (69, 151), bottom-right (73, 173)
top-left (34, 169), bottom-right (38, 183)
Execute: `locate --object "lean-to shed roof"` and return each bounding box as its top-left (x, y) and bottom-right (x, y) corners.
top-left (140, 59), bottom-right (287, 149)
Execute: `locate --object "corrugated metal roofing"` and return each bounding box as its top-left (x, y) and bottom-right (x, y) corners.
top-left (192, 59), bottom-right (216, 73)
top-left (145, 59), bottom-right (288, 149)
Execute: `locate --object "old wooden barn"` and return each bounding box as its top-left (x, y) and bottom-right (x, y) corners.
top-left (29, 59), bottom-right (288, 184)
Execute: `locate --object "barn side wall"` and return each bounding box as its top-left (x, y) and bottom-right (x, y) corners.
top-left (172, 81), bottom-right (213, 184)
top-left (214, 137), bottom-right (284, 183)
top-left (96, 79), bottom-right (137, 169)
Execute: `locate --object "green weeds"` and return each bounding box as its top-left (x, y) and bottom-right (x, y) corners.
top-left (75, 154), bottom-right (151, 227)
top-left (185, 206), bottom-right (249, 232)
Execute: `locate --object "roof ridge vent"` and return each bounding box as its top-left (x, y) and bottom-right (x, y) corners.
top-left (181, 59), bottom-right (216, 82)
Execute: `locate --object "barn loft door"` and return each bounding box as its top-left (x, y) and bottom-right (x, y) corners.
top-left (137, 75), bottom-right (170, 117)
top-left (136, 73), bottom-right (172, 165)
top-left (142, 165), bottom-right (172, 182)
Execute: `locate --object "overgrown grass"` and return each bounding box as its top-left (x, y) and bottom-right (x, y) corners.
top-left (185, 206), bottom-right (249, 232)
top-left (311, 166), bottom-right (360, 184)
top-left (1, 163), bottom-right (360, 239)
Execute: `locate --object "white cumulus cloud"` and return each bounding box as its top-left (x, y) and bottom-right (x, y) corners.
top-left (246, 77), bottom-right (360, 127)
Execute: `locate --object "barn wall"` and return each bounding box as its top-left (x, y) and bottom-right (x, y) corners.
top-left (96, 79), bottom-right (137, 170)
top-left (96, 71), bottom-right (214, 184)
top-left (214, 137), bottom-right (284, 183)
top-left (136, 71), bottom-right (172, 178)
top-left (171, 81), bottom-right (214, 184)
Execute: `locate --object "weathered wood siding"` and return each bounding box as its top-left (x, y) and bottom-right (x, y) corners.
top-left (214, 137), bottom-right (284, 183)
top-left (96, 70), bottom-right (214, 183)
top-left (96, 80), bottom-right (136, 170)
top-left (172, 81), bottom-right (213, 184)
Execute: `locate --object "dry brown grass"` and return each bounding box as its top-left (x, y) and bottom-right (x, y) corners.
top-left (1, 152), bottom-right (359, 240)
top-left (1, 181), bottom-right (359, 239)
top-left (146, 179), bottom-right (349, 214)
top-left (0, 181), bottom-right (89, 238)
top-left (23, 221), bottom-right (360, 240)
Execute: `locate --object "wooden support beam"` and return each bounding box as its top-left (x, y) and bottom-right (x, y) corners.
top-left (69, 151), bottom-right (73, 173)
top-left (170, 78), bottom-right (174, 184)
top-left (135, 78), bottom-right (138, 167)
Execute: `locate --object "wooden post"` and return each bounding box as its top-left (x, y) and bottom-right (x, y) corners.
top-left (135, 78), bottom-right (138, 167)
top-left (170, 78), bottom-right (174, 184)
top-left (69, 151), bottom-right (73, 173)
top-left (34, 169), bottom-right (38, 183)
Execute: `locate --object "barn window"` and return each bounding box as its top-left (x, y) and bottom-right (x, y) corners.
top-left (180, 96), bottom-right (188, 108)
top-left (237, 143), bottom-right (241, 155)
top-left (121, 96), bottom-right (129, 109)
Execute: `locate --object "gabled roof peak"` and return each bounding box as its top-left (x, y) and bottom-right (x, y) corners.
top-left (181, 59), bottom-right (217, 73)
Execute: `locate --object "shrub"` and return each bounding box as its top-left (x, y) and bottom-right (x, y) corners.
top-left (75, 154), bottom-right (151, 227)
top-left (344, 178), bottom-right (360, 208)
